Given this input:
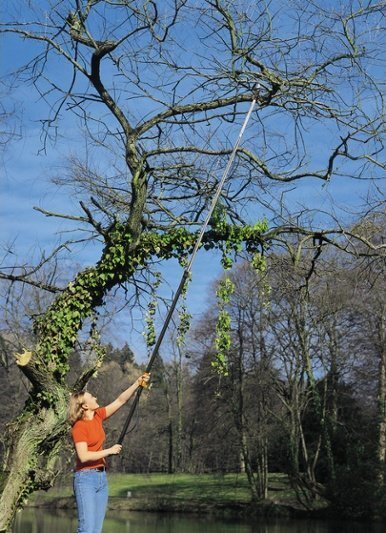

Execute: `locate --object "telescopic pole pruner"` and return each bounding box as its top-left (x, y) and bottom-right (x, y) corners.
top-left (118, 85), bottom-right (260, 445)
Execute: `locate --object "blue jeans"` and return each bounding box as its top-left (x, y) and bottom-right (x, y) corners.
top-left (73, 469), bottom-right (108, 533)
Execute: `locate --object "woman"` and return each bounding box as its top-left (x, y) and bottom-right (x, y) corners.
top-left (68, 372), bottom-right (150, 533)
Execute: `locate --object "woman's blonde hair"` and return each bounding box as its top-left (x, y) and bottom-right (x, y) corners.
top-left (68, 391), bottom-right (87, 426)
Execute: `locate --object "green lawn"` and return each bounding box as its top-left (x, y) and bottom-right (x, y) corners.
top-left (34, 472), bottom-right (296, 506)
top-left (110, 472), bottom-right (252, 502)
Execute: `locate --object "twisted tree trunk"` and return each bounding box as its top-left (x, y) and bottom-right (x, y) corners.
top-left (0, 391), bottom-right (68, 531)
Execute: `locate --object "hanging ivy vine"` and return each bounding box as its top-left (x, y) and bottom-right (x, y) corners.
top-left (251, 251), bottom-right (271, 307)
top-left (176, 273), bottom-right (192, 350)
top-left (212, 276), bottom-right (235, 376)
top-left (143, 271), bottom-right (161, 351)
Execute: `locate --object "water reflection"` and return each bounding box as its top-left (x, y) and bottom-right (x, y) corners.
top-left (13, 509), bottom-right (384, 533)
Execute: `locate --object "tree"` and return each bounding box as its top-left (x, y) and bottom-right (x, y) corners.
top-left (104, 342), bottom-right (135, 370)
top-left (0, 0), bottom-right (385, 529)
top-left (363, 222), bottom-right (385, 487)
top-left (223, 262), bottom-right (276, 500)
top-left (189, 317), bottom-right (242, 474)
top-left (345, 214), bottom-right (386, 487)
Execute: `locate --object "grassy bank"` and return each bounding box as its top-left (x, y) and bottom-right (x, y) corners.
top-left (29, 472), bottom-right (322, 518)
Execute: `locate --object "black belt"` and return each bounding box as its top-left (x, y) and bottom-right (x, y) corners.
top-left (75, 466), bottom-right (106, 472)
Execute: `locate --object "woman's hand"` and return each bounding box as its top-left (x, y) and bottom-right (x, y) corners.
top-left (137, 372), bottom-right (151, 388)
top-left (108, 444), bottom-right (122, 456)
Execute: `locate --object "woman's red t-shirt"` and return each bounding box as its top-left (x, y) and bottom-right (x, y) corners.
top-left (71, 407), bottom-right (107, 471)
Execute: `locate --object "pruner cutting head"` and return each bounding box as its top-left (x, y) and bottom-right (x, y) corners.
top-left (250, 82), bottom-right (261, 98)
top-left (234, 71), bottom-right (261, 96)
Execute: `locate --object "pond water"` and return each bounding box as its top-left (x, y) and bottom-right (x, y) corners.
top-left (12, 509), bottom-right (385, 533)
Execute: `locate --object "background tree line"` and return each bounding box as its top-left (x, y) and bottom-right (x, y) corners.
top-left (1, 219), bottom-right (384, 520)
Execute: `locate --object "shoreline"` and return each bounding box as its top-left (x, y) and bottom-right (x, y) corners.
top-left (27, 495), bottom-right (377, 523)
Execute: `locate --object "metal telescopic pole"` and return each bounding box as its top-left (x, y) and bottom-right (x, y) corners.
top-left (118, 87), bottom-right (259, 445)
